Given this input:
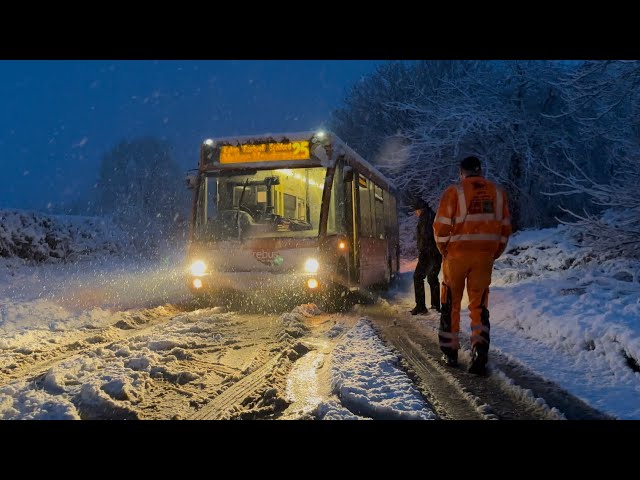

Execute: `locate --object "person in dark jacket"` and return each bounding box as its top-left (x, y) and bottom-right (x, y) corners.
top-left (411, 198), bottom-right (442, 315)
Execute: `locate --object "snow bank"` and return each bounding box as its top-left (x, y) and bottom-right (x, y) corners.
top-left (315, 400), bottom-right (366, 420)
top-left (491, 225), bottom-right (640, 419)
top-left (0, 382), bottom-right (80, 420)
top-left (330, 318), bottom-right (436, 420)
top-left (0, 209), bottom-right (130, 264)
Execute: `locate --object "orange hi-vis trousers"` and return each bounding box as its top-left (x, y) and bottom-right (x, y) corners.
top-left (438, 254), bottom-right (493, 356)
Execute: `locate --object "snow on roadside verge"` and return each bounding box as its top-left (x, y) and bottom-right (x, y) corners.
top-left (490, 226), bottom-right (640, 419)
top-left (0, 209), bottom-right (130, 264)
top-left (329, 318), bottom-right (436, 420)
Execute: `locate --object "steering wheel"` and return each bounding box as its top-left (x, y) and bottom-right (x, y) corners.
top-left (238, 203), bottom-right (253, 217)
top-left (271, 214), bottom-right (283, 226)
top-left (219, 209), bottom-right (250, 223)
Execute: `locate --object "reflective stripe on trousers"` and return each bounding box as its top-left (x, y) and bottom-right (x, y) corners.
top-left (440, 255), bottom-right (493, 354)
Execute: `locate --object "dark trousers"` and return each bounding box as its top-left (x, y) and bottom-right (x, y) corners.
top-left (414, 251), bottom-right (442, 309)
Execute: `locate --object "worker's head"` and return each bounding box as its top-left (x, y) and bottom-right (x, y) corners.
top-left (459, 156), bottom-right (482, 179)
top-left (412, 198), bottom-right (429, 217)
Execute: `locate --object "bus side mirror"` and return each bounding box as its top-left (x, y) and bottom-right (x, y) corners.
top-left (185, 174), bottom-right (197, 190)
top-left (343, 166), bottom-right (353, 183)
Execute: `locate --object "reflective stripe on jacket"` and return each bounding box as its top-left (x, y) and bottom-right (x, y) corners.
top-left (433, 176), bottom-right (512, 258)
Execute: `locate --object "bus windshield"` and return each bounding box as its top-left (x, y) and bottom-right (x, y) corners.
top-left (194, 167), bottom-right (328, 241)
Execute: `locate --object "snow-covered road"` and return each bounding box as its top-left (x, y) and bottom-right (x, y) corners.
top-left (0, 297), bottom-right (442, 420)
top-left (0, 245), bottom-right (442, 420)
top-left (1, 222), bottom-right (638, 419)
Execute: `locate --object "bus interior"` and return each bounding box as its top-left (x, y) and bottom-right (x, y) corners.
top-left (195, 167), bottom-right (335, 241)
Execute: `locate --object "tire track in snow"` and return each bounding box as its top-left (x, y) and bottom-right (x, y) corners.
top-left (364, 304), bottom-right (599, 420)
top-left (0, 305), bottom-right (191, 388)
top-left (189, 353), bottom-right (284, 420)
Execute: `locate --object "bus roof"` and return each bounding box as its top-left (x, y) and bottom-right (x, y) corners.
top-left (200, 131), bottom-right (397, 193)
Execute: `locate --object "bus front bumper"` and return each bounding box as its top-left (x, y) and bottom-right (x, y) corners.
top-left (188, 271), bottom-right (325, 295)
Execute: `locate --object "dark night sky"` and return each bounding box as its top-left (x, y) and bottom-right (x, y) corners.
top-left (0, 60), bottom-right (379, 212)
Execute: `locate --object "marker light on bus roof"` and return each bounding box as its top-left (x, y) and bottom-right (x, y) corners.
top-left (316, 130), bottom-right (326, 139)
top-left (203, 139), bottom-right (215, 147)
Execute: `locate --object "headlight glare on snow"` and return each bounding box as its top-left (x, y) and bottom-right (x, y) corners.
top-left (304, 258), bottom-right (319, 273)
top-left (190, 260), bottom-right (207, 276)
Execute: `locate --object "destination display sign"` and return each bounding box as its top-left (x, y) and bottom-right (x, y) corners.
top-left (219, 141), bottom-right (310, 164)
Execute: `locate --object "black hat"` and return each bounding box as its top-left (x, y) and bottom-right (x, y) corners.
top-left (460, 156), bottom-right (482, 174)
top-left (411, 198), bottom-right (429, 210)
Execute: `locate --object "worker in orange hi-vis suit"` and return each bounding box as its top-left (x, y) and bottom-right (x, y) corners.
top-left (433, 156), bottom-right (512, 376)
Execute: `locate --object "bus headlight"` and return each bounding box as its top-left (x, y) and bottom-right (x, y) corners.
top-left (304, 258), bottom-right (319, 273)
top-left (190, 260), bottom-right (207, 276)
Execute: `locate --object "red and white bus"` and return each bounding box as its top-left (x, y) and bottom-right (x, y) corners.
top-left (186, 131), bottom-right (399, 304)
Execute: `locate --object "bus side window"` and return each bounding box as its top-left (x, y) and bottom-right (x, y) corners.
top-left (358, 174), bottom-right (374, 238)
top-left (327, 165), bottom-right (345, 235)
top-left (384, 191), bottom-right (396, 235)
top-left (374, 184), bottom-right (384, 239)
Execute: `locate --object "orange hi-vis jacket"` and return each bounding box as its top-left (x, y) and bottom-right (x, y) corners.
top-left (433, 176), bottom-right (512, 259)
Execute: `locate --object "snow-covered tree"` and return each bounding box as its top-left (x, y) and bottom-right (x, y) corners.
top-left (331, 60), bottom-right (627, 232)
top-left (332, 61), bottom-right (479, 211)
top-left (544, 153), bottom-right (640, 258)
top-left (543, 60), bottom-right (640, 258)
top-left (95, 137), bottom-right (186, 252)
